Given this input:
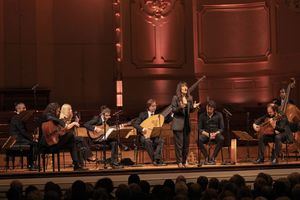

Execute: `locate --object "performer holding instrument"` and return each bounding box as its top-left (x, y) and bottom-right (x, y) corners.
top-left (198, 100), bottom-right (225, 165)
top-left (83, 106), bottom-right (121, 168)
top-left (253, 103), bottom-right (293, 165)
top-left (133, 99), bottom-right (172, 166)
top-left (39, 102), bottom-right (84, 171)
top-left (59, 104), bottom-right (96, 165)
top-left (172, 81), bottom-right (200, 168)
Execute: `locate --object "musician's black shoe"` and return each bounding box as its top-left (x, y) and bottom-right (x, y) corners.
top-left (253, 158), bottom-right (264, 164)
top-left (207, 158), bottom-right (216, 165)
top-left (271, 158), bottom-right (278, 165)
top-left (153, 160), bottom-right (167, 166)
top-left (111, 162), bottom-right (123, 169)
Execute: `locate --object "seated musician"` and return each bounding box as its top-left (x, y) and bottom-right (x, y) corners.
top-left (83, 106), bottom-right (121, 168)
top-left (9, 102), bottom-right (37, 170)
top-left (253, 103), bottom-right (293, 164)
top-left (133, 99), bottom-right (171, 166)
top-left (39, 102), bottom-right (85, 171)
top-left (59, 104), bottom-right (96, 165)
top-left (198, 100), bottom-right (224, 165)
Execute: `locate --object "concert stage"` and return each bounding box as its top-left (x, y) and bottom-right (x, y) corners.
top-left (0, 160), bottom-right (299, 198)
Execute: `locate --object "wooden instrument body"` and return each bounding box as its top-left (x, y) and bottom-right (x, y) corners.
top-left (88, 124), bottom-right (109, 140)
top-left (87, 122), bottom-right (132, 140)
top-left (256, 115), bottom-right (283, 136)
top-left (140, 114), bottom-right (165, 139)
top-left (258, 123), bottom-right (275, 136)
top-left (42, 121), bottom-right (65, 146)
top-left (285, 104), bottom-right (300, 123)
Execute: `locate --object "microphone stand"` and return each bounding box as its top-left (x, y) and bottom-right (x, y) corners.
top-left (223, 112), bottom-right (234, 165)
top-left (197, 128), bottom-right (202, 167)
top-left (103, 118), bottom-right (107, 169)
top-left (245, 112), bottom-right (251, 162)
top-left (32, 84), bottom-right (38, 167)
top-left (115, 110), bottom-right (122, 164)
top-left (197, 111), bottom-right (202, 167)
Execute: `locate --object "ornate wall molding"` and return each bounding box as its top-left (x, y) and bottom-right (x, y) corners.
top-left (129, 0), bottom-right (186, 68)
top-left (196, 2), bottom-right (271, 63)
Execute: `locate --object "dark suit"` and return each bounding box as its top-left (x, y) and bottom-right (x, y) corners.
top-left (171, 95), bottom-right (194, 164)
top-left (83, 116), bottom-right (118, 164)
top-left (133, 111), bottom-right (164, 162)
top-left (272, 98), bottom-right (294, 107)
top-left (9, 113), bottom-right (36, 167)
top-left (198, 111), bottom-right (225, 160)
top-left (254, 114), bottom-right (293, 160)
top-left (38, 114), bottom-right (79, 165)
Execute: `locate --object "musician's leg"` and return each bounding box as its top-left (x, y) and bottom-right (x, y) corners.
top-left (258, 136), bottom-right (266, 160)
top-left (153, 137), bottom-right (164, 161)
top-left (110, 140), bottom-right (118, 164)
top-left (198, 135), bottom-right (209, 160)
top-left (140, 135), bottom-right (154, 162)
top-left (173, 130), bottom-right (183, 164)
top-left (274, 134), bottom-right (284, 159)
top-left (212, 134), bottom-right (224, 160)
top-left (58, 132), bottom-right (79, 166)
top-left (182, 132), bottom-right (190, 164)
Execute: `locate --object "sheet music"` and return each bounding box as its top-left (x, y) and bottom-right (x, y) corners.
top-left (96, 127), bottom-right (116, 142)
top-left (105, 127), bottom-right (116, 139)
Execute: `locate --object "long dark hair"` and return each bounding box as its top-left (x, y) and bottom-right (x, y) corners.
top-left (176, 81), bottom-right (192, 101)
top-left (43, 102), bottom-right (60, 116)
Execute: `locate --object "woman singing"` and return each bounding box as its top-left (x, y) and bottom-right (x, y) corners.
top-left (171, 82), bottom-right (200, 168)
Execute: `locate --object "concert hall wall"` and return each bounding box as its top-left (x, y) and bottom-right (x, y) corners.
top-left (0, 0), bottom-right (116, 110)
top-left (0, 0), bottom-right (300, 113)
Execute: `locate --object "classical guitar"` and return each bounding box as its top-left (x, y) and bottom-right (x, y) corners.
top-left (254, 114), bottom-right (283, 136)
top-left (42, 120), bottom-right (66, 146)
top-left (88, 121), bottom-right (132, 140)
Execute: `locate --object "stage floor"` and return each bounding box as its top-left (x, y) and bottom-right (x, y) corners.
top-left (0, 160), bottom-right (299, 197)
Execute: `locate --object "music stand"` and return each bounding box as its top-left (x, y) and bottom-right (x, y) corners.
top-left (232, 130), bottom-right (256, 162)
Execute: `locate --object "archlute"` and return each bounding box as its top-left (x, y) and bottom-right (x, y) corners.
top-left (140, 75), bottom-right (206, 139)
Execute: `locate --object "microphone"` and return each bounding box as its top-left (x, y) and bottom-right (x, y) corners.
top-left (112, 110), bottom-right (123, 116)
top-left (223, 108), bottom-right (232, 117)
top-left (31, 83), bottom-right (39, 90)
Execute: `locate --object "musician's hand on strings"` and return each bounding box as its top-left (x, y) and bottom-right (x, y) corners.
top-left (253, 123), bottom-right (260, 132)
top-left (270, 118), bottom-right (276, 129)
top-left (66, 122), bottom-right (80, 129)
top-left (193, 101), bottom-right (200, 109)
top-left (94, 126), bottom-right (102, 133)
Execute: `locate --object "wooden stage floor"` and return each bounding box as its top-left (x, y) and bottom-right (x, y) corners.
top-left (0, 160), bottom-right (299, 197)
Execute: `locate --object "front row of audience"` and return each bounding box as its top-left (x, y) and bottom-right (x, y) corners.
top-left (6, 172), bottom-right (300, 200)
